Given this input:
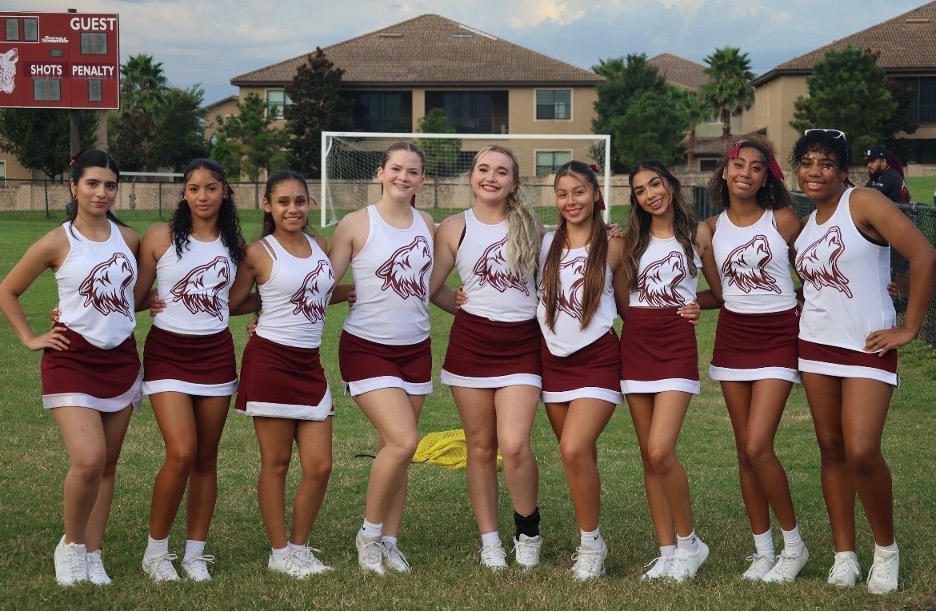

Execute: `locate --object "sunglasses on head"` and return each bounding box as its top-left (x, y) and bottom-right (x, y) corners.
top-left (804, 128), bottom-right (846, 140)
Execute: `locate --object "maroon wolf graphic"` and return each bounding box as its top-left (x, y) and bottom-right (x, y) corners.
top-left (637, 251), bottom-right (686, 307)
top-left (169, 256), bottom-right (231, 320)
top-left (376, 235), bottom-right (431, 300)
top-left (721, 234), bottom-right (781, 294)
top-left (289, 260), bottom-right (334, 324)
top-left (796, 225), bottom-right (852, 298)
top-left (473, 236), bottom-right (530, 295)
top-left (556, 256), bottom-right (588, 319)
top-left (78, 253), bottom-right (135, 319)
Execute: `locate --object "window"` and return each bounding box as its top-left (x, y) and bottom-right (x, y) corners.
top-left (895, 76), bottom-right (936, 124)
top-left (266, 90), bottom-right (292, 119)
top-left (425, 91), bottom-right (506, 133)
top-left (0, 160), bottom-right (5, 187)
top-left (34, 78), bottom-right (60, 101)
top-left (535, 150), bottom-right (572, 176)
top-left (88, 79), bottom-right (102, 102)
top-left (344, 91), bottom-right (412, 132)
top-left (4, 18), bottom-right (18, 41)
top-left (700, 159), bottom-right (719, 172)
top-left (536, 90), bottom-right (571, 120)
top-left (80, 32), bottom-right (107, 55)
top-left (23, 18), bottom-right (37, 42)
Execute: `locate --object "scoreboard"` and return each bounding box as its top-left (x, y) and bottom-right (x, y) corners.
top-left (0, 11), bottom-right (119, 109)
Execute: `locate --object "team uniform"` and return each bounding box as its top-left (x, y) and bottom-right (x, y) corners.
top-left (235, 234), bottom-right (335, 419)
top-left (142, 235), bottom-right (238, 397)
top-left (795, 188), bottom-right (898, 386)
top-left (42, 221), bottom-right (141, 412)
top-left (709, 209), bottom-right (800, 383)
top-left (339, 205), bottom-right (433, 396)
top-left (620, 235), bottom-right (701, 395)
top-left (537, 232), bottom-right (622, 405)
top-left (440, 209), bottom-right (540, 389)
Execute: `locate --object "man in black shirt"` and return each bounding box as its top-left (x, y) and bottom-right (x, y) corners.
top-left (865, 145), bottom-right (909, 202)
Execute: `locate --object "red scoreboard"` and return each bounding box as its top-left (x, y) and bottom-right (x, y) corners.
top-left (0, 11), bottom-right (119, 109)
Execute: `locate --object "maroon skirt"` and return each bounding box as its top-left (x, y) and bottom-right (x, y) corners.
top-left (143, 325), bottom-right (236, 386)
top-left (620, 307), bottom-right (699, 393)
top-left (235, 334), bottom-right (330, 417)
top-left (799, 339), bottom-right (898, 387)
top-left (41, 326), bottom-right (140, 411)
top-left (711, 306), bottom-right (799, 371)
top-left (442, 309), bottom-right (541, 378)
top-left (339, 330), bottom-right (431, 395)
top-left (541, 329), bottom-right (621, 403)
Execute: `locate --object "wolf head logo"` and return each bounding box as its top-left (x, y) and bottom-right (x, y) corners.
top-left (376, 235), bottom-right (431, 300)
top-left (472, 236), bottom-right (529, 295)
top-left (796, 225), bottom-right (852, 297)
top-left (289, 259), bottom-right (334, 324)
top-left (638, 251), bottom-right (686, 307)
top-left (0, 48), bottom-right (18, 94)
top-left (556, 256), bottom-right (588, 320)
top-left (168, 256), bottom-right (231, 321)
top-left (722, 234), bottom-right (780, 294)
top-left (78, 253), bottom-right (135, 319)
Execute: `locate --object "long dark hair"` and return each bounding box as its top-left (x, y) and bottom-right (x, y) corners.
top-left (541, 160), bottom-right (608, 331)
top-left (171, 158), bottom-right (244, 266)
top-left (707, 137), bottom-right (792, 211)
top-left (624, 160), bottom-right (698, 291)
top-left (67, 149), bottom-right (127, 228)
top-left (260, 171), bottom-right (315, 238)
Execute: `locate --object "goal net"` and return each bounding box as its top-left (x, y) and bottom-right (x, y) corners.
top-left (320, 131), bottom-right (611, 228)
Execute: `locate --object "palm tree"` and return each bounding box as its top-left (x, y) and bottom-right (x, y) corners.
top-left (699, 47), bottom-right (754, 152)
top-left (672, 88), bottom-right (710, 168)
top-left (120, 53), bottom-right (168, 112)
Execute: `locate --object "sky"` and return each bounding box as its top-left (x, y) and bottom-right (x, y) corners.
top-left (6, 0), bottom-right (930, 104)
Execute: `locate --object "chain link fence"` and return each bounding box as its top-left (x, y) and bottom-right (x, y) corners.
top-left (692, 185), bottom-right (936, 348)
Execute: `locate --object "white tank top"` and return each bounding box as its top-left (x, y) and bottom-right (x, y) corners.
top-left (457, 209), bottom-right (537, 322)
top-left (152, 234), bottom-right (234, 334)
top-left (629, 234), bottom-right (701, 307)
top-left (342, 205), bottom-right (432, 345)
top-left (255, 234), bottom-right (334, 349)
top-left (713, 209), bottom-right (797, 313)
top-left (55, 221), bottom-right (136, 349)
top-left (537, 232), bottom-right (616, 357)
top-left (795, 188), bottom-right (895, 352)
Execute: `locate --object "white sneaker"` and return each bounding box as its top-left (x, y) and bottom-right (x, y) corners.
top-left (54, 536), bottom-right (87, 586)
top-left (479, 542), bottom-right (508, 571)
top-left (181, 554), bottom-right (215, 582)
top-left (762, 546), bottom-right (809, 582)
top-left (85, 550), bottom-right (111, 586)
top-left (741, 553), bottom-right (776, 581)
top-left (640, 556), bottom-right (674, 581)
top-left (513, 534), bottom-right (542, 571)
top-left (356, 532), bottom-right (386, 575)
top-left (570, 542), bottom-right (607, 581)
top-left (669, 540), bottom-right (709, 582)
top-left (293, 545), bottom-right (332, 576)
top-left (867, 547), bottom-right (899, 595)
top-left (382, 543), bottom-right (411, 573)
top-left (141, 551), bottom-right (180, 582)
top-left (827, 551), bottom-right (861, 587)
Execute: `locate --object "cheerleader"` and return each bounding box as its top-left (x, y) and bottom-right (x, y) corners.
top-left (0, 150), bottom-right (140, 586)
top-left (622, 160), bottom-right (721, 582)
top-left (791, 129), bottom-right (935, 594)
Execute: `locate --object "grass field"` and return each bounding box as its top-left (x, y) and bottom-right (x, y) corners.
top-left (1, 214), bottom-right (935, 610)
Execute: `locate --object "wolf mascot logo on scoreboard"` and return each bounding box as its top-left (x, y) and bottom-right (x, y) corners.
top-left (376, 235), bottom-right (431, 300)
top-left (473, 236), bottom-right (530, 296)
top-left (78, 253), bottom-right (135, 319)
top-left (169, 256), bottom-right (232, 320)
top-left (0, 48), bottom-right (18, 94)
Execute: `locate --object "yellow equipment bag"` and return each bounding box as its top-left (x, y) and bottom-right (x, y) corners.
top-left (411, 428), bottom-right (502, 470)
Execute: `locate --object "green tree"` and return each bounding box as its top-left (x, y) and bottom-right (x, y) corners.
top-left (108, 106), bottom-right (155, 172)
top-left (0, 108), bottom-right (100, 179)
top-left (790, 46), bottom-right (906, 162)
top-left (671, 88), bottom-right (710, 166)
top-left (284, 47), bottom-right (354, 179)
top-left (699, 46), bottom-right (754, 152)
top-left (211, 93), bottom-right (289, 181)
top-left (120, 53), bottom-right (168, 112)
top-left (417, 108), bottom-right (462, 209)
top-left (591, 54), bottom-right (685, 172)
top-left (149, 85), bottom-right (209, 171)
top-left (110, 53), bottom-right (171, 171)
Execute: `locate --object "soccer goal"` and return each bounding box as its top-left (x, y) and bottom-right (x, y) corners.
top-left (320, 131), bottom-right (611, 228)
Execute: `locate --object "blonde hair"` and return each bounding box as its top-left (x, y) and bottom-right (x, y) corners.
top-left (470, 145), bottom-right (539, 278)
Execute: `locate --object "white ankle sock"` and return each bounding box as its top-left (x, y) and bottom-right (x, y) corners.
top-left (677, 531), bottom-right (700, 554)
top-left (146, 535), bottom-right (169, 558)
top-left (580, 526), bottom-right (604, 550)
top-left (481, 531), bottom-right (501, 548)
top-left (360, 520), bottom-right (382, 539)
top-left (781, 525), bottom-right (804, 555)
top-left (184, 539), bottom-right (206, 562)
top-left (753, 529), bottom-right (776, 560)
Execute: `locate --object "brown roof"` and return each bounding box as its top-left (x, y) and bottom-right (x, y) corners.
top-left (232, 14), bottom-right (602, 88)
top-left (753, 1), bottom-right (936, 85)
top-left (647, 53), bottom-right (707, 91)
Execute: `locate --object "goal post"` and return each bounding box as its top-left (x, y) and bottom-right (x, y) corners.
top-left (320, 131), bottom-right (612, 228)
